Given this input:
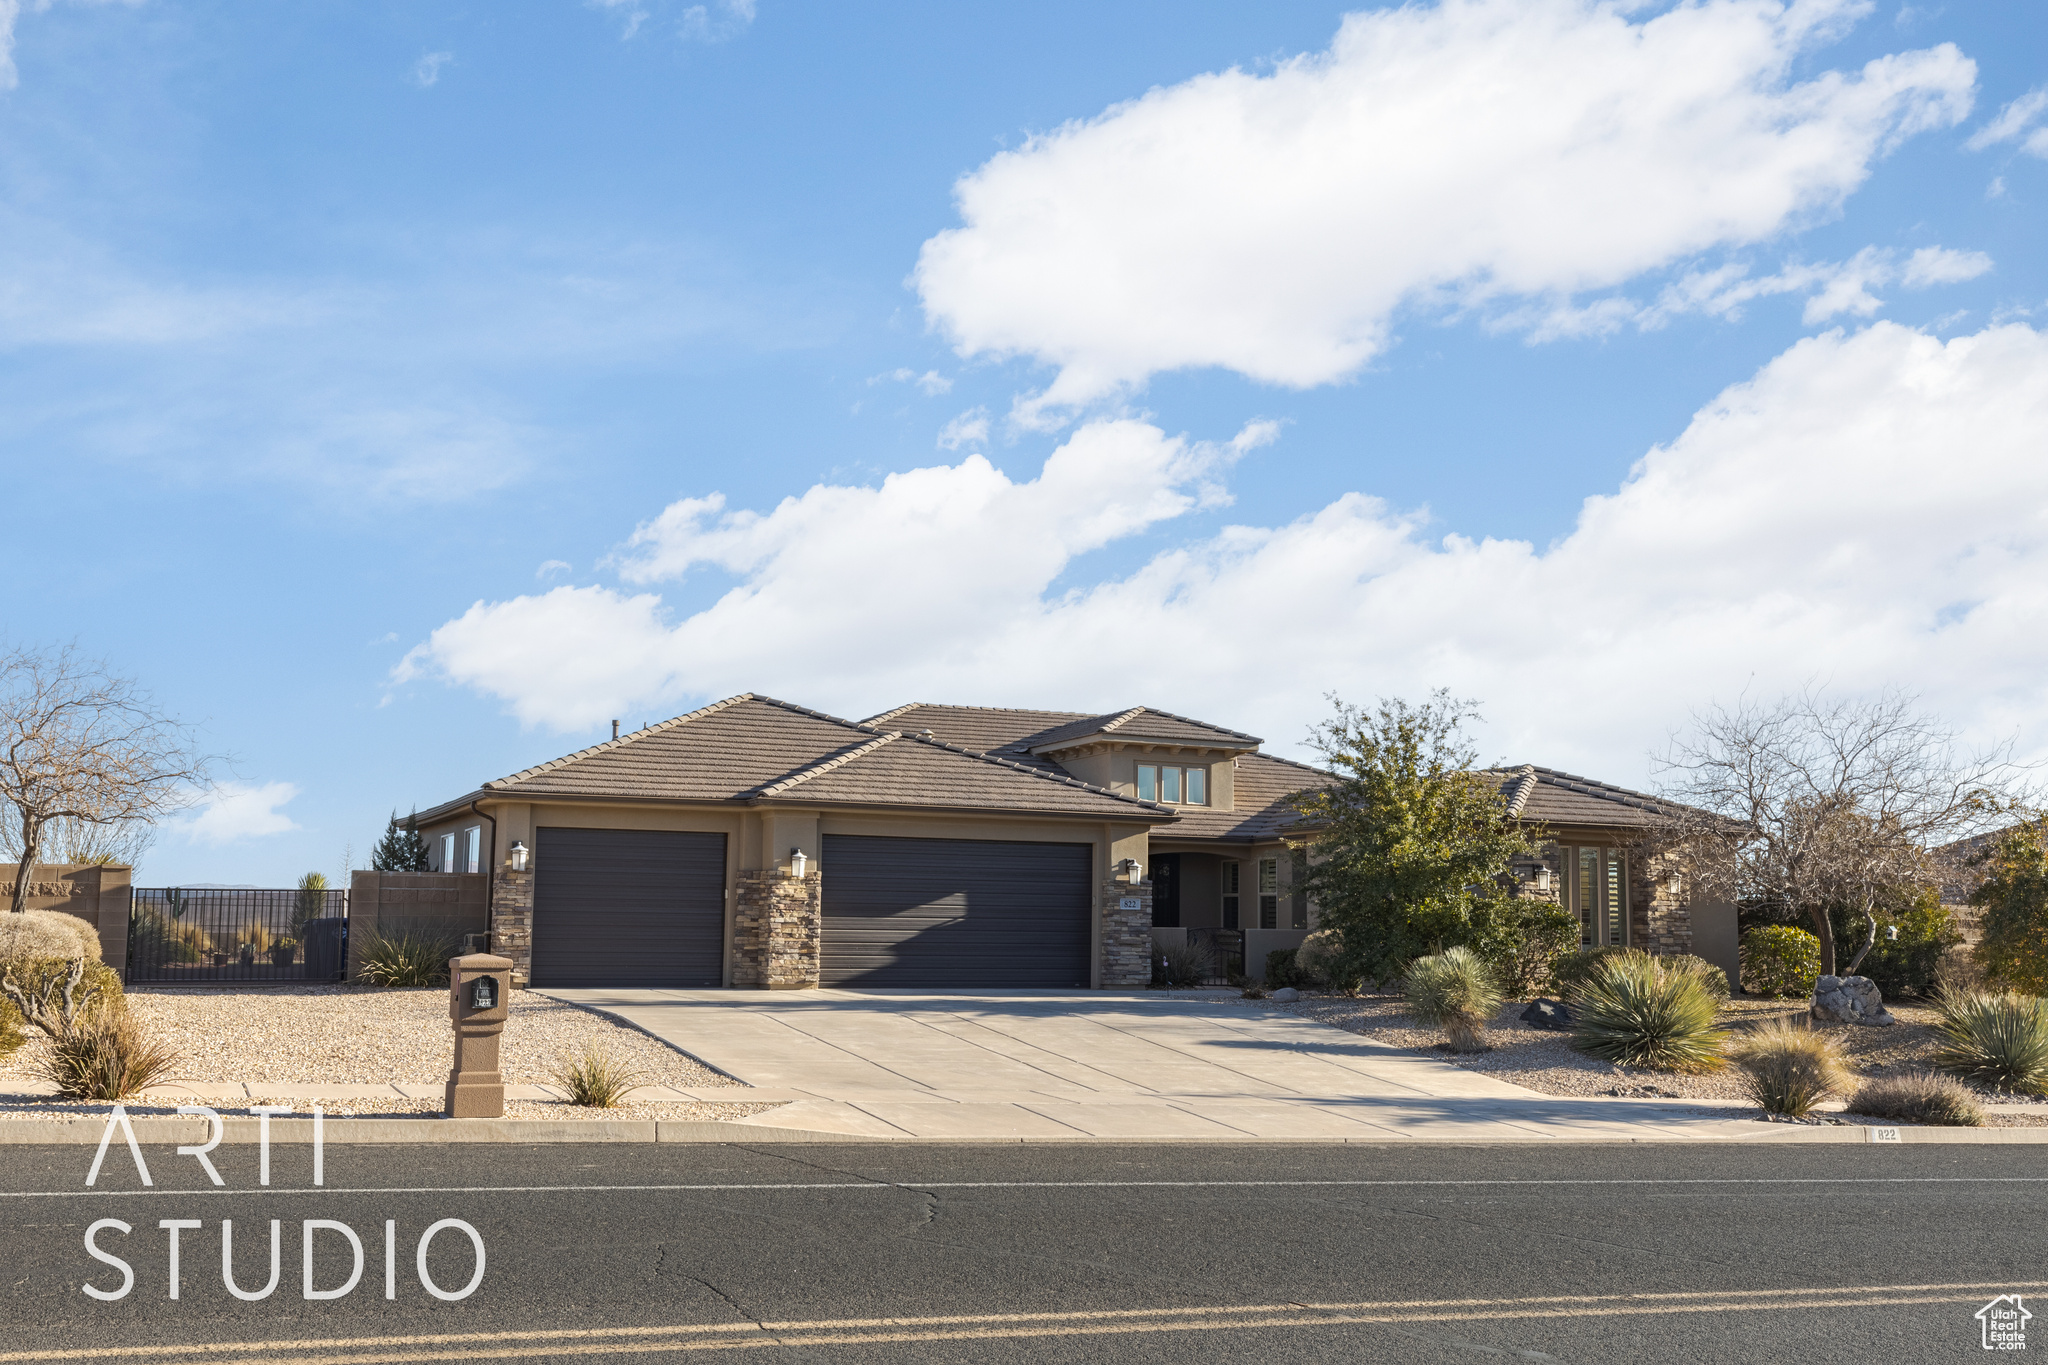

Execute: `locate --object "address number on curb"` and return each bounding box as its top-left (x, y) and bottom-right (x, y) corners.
top-left (1868, 1127), bottom-right (1902, 1143)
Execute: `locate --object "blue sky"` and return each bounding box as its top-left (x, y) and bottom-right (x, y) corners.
top-left (4, 0), bottom-right (2045, 886)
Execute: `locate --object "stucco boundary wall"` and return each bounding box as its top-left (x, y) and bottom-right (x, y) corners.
top-left (0, 863), bottom-right (133, 974)
top-left (347, 871), bottom-right (489, 981)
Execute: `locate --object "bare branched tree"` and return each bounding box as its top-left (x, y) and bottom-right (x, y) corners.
top-left (0, 644), bottom-right (213, 912)
top-left (1655, 688), bottom-right (2033, 979)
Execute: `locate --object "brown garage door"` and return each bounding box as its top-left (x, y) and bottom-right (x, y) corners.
top-left (531, 827), bottom-right (727, 987)
top-left (820, 834), bottom-right (1091, 988)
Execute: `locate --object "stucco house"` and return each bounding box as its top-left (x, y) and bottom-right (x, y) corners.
top-left (412, 694), bottom-right (1733, 990)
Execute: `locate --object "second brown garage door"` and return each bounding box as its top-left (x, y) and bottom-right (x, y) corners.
top-left (820, 834), bottom-right (1092, 988)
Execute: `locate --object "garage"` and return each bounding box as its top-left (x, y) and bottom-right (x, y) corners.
top-left (820, 834), bottom-right (1092, 988)
top-left (531, 827), bottom-right (728, 987)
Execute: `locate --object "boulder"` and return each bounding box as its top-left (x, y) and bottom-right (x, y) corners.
top-left (1521, 998), bottom-right (1573, 1031)
top-left (1809, 975), bottom-right (1895, 1026)
top-left (1269, 987), bottom-right (1301, 1003)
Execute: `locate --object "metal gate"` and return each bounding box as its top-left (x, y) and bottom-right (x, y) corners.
top-left (126, 887), bottom-right (350, 984)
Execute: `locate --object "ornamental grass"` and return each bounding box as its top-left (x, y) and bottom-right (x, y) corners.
top-left (1729, 1017), bottom-right (1851, 1118)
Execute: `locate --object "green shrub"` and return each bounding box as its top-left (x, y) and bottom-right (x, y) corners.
top-left (0, 957), bottom-right (125, 1037)
top-left (1153, 937), bottom-right (1217, 989)
top-left (1972, 822), bottom-right (2048, 995)
top-left (1740, 925), bottom-right (1822, 998)
top-left (1730, 1017), bottom-right (1851, 1117)
top-left (1569, 954), bottom-right (1727, 1072)
top-left (1664, 953), bottom-right (1731, 1001)
top-left (1294, 929), bottom-right (1361, 991)
top-left (0, 997), bottom-right (23, 1059)
top-left (1932, 989), bottom-right (2048, 1095)
top-left (129, 906), bottom-right (212, 964)
top-left (550, 1040), bottom-right (643, 1108)
top-left (1404, 946), bottom-right (1501, 1052)
top-left (1828, 889), bottom-right (1962, 999)
top-left (353, 921), bottom-right (461, 988)
top-left (1847, 1071), bottom-right (1984, 1127)
top-left (1265, 949), bottom-right (1307, 989)
top-left (33, 1011), bottom-right (182, 1100)
top-left (1550, 945), bottom-right (1631, 998)
top-left (1469, 902), bottom-right (1579, 998)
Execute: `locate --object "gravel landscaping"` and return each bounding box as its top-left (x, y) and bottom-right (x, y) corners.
top-left (0, 985), bottom-right (783, 1123)
top-left (1243, 990), bottom-right (2048, 1126)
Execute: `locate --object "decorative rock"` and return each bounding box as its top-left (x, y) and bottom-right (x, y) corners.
top-left (1269, 987), bottom-right (1301, 1003)
top-left (1809, 974), bottom-right (1895, 1026)
top-left (1521, 998), bottom-right (1573, 1031)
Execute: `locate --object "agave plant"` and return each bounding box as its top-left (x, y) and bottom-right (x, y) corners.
top-left (1405, 946), bottom-right (1502, 1052)
top-left (1569, 953), bottom-right (1726, 1072)
top-left (1932, 989), bottom-right (2048, 1095)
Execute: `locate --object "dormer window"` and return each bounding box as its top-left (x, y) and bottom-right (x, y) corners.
top-left (1137, 764), bottom-right (1207, 805)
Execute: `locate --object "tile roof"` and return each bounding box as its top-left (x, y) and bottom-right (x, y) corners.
top-left (1026, 706), bottom-right (1263, 752)
top-left (861, 704), bottom-right (1093, 756)
top-left (1150, 751), bottom-right (1334, 843)
top-left (755, 731), bottom-right (1177, 819)
top-left (1484, 765), bottom-right (1697, 828)
top-left (482, 694), bottom-right (870, 802)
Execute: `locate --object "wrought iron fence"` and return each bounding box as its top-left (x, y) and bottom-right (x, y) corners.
top-left (127, 887), bottom-right (350, 984)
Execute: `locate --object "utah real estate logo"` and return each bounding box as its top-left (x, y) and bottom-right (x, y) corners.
top-left (1978, 1295), bottom-right (2031, 1352)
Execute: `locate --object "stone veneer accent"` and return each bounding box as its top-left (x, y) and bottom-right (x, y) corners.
top-left (489, 866), bottom-right (535, 986)
top-left (1100, 878), bottom-right (1153, 988)
top-left (732, 869), bottom-right (821, 989)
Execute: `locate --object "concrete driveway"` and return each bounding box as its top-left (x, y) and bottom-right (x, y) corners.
top-left (541, 988), bottom-right (1786, 1143)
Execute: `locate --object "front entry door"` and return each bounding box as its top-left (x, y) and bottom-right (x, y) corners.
top-left (1151, 853), bottom-right (1181, 927)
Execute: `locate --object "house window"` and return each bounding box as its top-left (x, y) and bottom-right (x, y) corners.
top-left (438, 833), bottom-right (456, 874)
top-left (1136, 764), bottom-right (1208, 806)
top-left (1569, 846), bottom-right (1627, 947)
top-left (1258, 857), bottom-right (1278, 930)
top-left (1289, 849), bottom-right (1309, 930)
top-left (1222, 862), bottom-right (1240, 929)
top-left (464, 826), bottom-right (482, 875)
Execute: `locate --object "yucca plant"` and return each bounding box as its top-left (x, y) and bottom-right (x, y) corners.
top-left (1730, 1017), bottom-right (1851, 1117)
top-left (550, 1040), bottom-right (644, 1108)
top-left (1847, 1071), bottom-right (1984, 1127)
top-left (34, 1012), bottom-right (182, 1101)
top-left (1154, 938), bottom-right (1218, 989)
top-left (1405, 946), bottom-right (1502, 1052)
top-left (1569, 953), bottom-right (1726, 1071)
top-left (353, 921), bottom-right (461, 988)
top-left (1932, 989), bottom-right (2048, 1095)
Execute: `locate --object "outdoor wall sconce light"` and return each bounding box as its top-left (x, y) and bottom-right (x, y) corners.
top-left (1668, 872), bottom-right (1682, 894)
top-left (508, 841), bottom-right (529, 872)
top-left (1119, 857), bottom-right (1142, 883)
top-left (1886, 925), bottom-right (1900, 942)
top-left (1535, 866), bottom-right (1552, 892)
top-left (790, 847), bottom-right (808, 879)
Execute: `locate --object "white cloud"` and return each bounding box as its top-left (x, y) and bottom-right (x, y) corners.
top-left (411, 52), bottom-right (453, 88)
top-left (872, 368), bottom-right (952, 396)
top-left (401, 322), bottom-right (2048, 783)
top-left (537, 559), bottom-right (572, 579)
top-left (1966, 86), bottom-right (2048, 151)
top-left (177, 781), bottom-right (302, 846)
top-left (914, 0), bottom-right (1974, 420)
top-left (0, 0), bottom-right (144, 90)
top-left (935, 407), bottom-right (990, 450)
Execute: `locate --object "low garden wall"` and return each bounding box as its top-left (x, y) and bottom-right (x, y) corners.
top-left (0, 862), bottom-right (132, 973)
top-left (346, 871), bottom-right (488, 981)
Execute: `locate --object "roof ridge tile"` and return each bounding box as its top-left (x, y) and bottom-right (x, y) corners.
top-left (487, 692), bottom-right (871, 790)
top-left (751, 732), bottom-right (899, 797)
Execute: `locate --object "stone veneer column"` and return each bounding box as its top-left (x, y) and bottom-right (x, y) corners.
top-left (732, 869), bottom-right (821, 989)
top-left (1099, 878), bottom-right (1153, 988)
top-left (490, 866), bottom-right (535, 986)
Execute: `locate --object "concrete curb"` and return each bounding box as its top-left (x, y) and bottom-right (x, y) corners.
top-left (0, 1114), bottom-right (2042, 1144)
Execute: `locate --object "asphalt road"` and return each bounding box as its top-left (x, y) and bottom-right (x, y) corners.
top-left (1, 1138), bottom-right (2041, 1363)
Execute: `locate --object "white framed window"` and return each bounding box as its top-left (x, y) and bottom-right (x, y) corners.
top-left (1222, 862), bottom-right (1240, 929)
top-left (1568, 846), bottom-right (1628, 946)
top-left (439, 833), bottom-right (456, 874)
top-left (1137, 764), bottom-right (1208, 806)
top-left (464, 826), bottom-right (482, 875)
top-left (1257, 857), bottom-right (1278, 930)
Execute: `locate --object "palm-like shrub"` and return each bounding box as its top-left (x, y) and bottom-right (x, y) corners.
top-left (1847, 1071), bottom-right (1984, 1127)
top-left (1569, 954), bottom-right (1726, 1071)
top-left (550, 1040), bottom-right (644, 1107)
top-left (1405, 946), bottom-right (1502, 1052)
top-left (1730, 1017), bottom-right (1850, 1117)
top-left (34, 1012), bottom-right (182, 1100)
top-left (1740, 925), bottom-right (1822, 998)
top-left (353, 921), bottom-right (461, 988)
top-left (1932, 989), bottom-right (2048, 1095)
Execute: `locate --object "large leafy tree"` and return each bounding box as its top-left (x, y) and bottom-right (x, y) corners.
top-left (1289, 692), bottom-right (1539, 985)
top-left (369, 809), bottom-right (430, 873)
top-left (1972, 820), bottom-right (2048, 994)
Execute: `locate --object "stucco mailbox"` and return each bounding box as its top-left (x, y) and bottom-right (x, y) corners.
top-left (445, 952), bottom-right (513, 1119)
